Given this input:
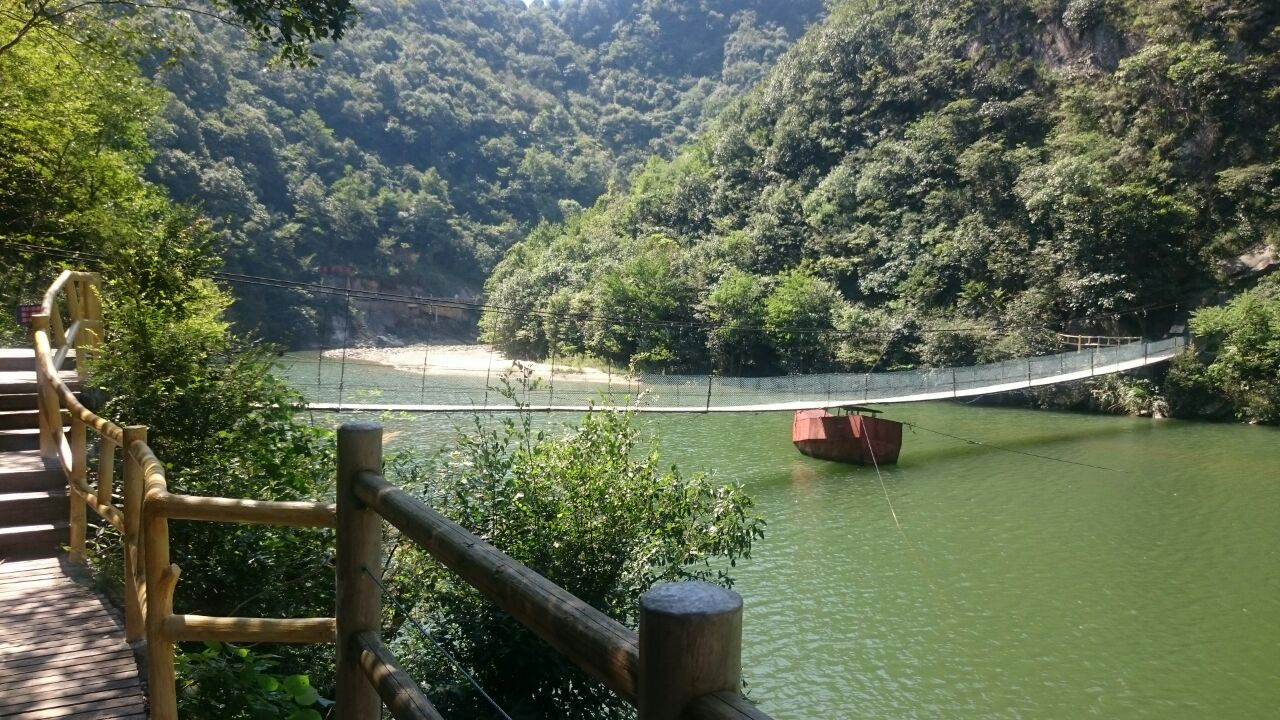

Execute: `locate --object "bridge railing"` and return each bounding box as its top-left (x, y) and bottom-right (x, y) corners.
top-left (31, 270), bottom-right (771, 720)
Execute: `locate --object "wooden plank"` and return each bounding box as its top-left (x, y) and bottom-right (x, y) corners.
top-left (0, 606), bottom-right (121, 629)
top-left (0, 676), bottom-right (140, 711)
top-left (0, 588), bottom-right (107, 607)
top-left (0, 644), bottom-right (134, 673)
top-left (1, 619), bottom-right (123, 645)
top-left (0, 600), bottom-right (115, 622)
top-left (64, 711), bottom-right (146, 720)
top-left (0, 557), bottom-right (63, 572)
top-left (0, 662), bottom-right (138, 694)
top-left (0, 575), bottom-right (86, 592)
top-left (0, 618), bottom-right (119, 640)
top-left (9, 693), bottom-right (143, 719)
top-left (0, 567), bottom-right (65, 580)
top-left (0, 648), bottom-right (136, 681)
top-left (0, 681), bottom-right (144, 715)
top-left (0, 632), bottom-right (129, 658)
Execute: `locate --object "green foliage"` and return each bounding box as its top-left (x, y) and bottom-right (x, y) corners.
top-left (0, 0), bottom-right (357, 66)
top-left (383, 379), bottom-right (765, 718)
top-left (763, 270), bottom-right (839, 373)
top-left (1167, 278), bottom-right (1280, 422)
top-left (483, 0), bottom-right (1280, 376)
top-left (88, 237), bottom-right (337, 622)
top-left (0, 13), bottom-right (167, 338)
top-left (142, 0), bottom-right (825, 344)
top-left (176, 642), bottom-right (330, 720)
top-left (1089, 375), bottom-right (1169, 417)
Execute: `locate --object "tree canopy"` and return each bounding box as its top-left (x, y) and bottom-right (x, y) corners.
top-left (141, 0), bottom-right (825, 343)
top-left (481, 0), bottom-right (1280, 375)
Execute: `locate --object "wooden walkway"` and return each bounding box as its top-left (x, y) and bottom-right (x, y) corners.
top-left (0, 557), bottom-right (147, 718)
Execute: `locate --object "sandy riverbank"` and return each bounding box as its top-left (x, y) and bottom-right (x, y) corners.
top-left (321, 343), bottom-right (619, 383)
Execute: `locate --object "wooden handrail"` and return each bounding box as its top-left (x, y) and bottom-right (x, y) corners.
top-left (33, 270), bottom-right (776, 720)
top-left (352, 468), bottom-right (642, 701)
top-left (163, 615), bottom-right (336, 644)
top-left (337, 425), bottom-right (772, 720)
top-left (32, 271), bottom-right (345, 720)
top-left (354, 631), bottom-right (444, 720)
top-left (150, 492), bottom-right (336, 527)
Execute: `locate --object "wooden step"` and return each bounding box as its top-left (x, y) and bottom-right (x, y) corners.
top-left (0, 428), bottom-right (49, 452)
top-left (0, 450), bottom-right (64, 492)
top-left (0, 409), bottom-right (65, 430)
top-left (0, 349), bottom-right (33, 372)
top-left (0, 522), bottom-right (68, 560)
top-left (0, 349), bottom-right (74, 372)
top-left (0, 370), bottom-right (82, 395)
top-left (0, 393), bottom-right (38, 410)
top-left (0, 490), bottom-right (68, 527)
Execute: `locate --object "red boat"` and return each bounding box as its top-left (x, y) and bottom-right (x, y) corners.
top-left (792, 406), bottom-right (902, 465)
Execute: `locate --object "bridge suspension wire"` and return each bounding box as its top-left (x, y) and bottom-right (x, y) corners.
top-left (362, 567), bottom-right (515, 720)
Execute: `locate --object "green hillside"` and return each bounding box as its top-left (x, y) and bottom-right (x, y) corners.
top-left (145, 0), bottom-right (825, 342)
top-left (482, 0), bottom-right (1279, 376)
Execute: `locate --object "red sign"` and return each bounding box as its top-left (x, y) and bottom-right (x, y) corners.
top-left (16, 304), bottom-right (39, 326)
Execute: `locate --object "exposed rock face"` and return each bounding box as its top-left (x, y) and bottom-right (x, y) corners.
top-left (1220, 243), bottom-right (1279, 280)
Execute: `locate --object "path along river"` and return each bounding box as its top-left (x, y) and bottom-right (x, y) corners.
top-left (283, 352), bottom-right (1279, 719)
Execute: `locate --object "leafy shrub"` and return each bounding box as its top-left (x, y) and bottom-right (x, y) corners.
top-left (176, 642), bottom-right (329, 720)
top-left (1089, 375), bottom-right (1169, 417)
top-left (1166, 279), bottom-right (1280, 423)
top-left (381, 379), bottom-right (765, 719)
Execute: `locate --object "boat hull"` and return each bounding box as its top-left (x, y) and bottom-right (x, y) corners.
top-left (792, 409), bottom-right (902, 465)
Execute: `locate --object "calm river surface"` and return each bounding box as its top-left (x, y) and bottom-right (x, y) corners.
top-left (284, 353), bottom-right (1279, 719)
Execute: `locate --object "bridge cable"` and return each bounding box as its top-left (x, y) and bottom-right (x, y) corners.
top-left (900, 421), bottom-right (1122, 473)
top-left (362, 566), bottom-right (515, 720)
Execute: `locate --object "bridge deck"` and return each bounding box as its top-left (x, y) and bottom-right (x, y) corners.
top-left (0, 557), bottom-right (146, 719)
top-left (302, 339), bottom-right (1185, 414)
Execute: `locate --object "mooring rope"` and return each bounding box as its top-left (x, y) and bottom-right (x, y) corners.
top-left (861, 429), bottom-right (903, 534)
top-left (901, 421), bottom-right (1122, 472)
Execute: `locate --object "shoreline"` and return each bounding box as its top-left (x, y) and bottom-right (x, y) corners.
top-left (321, 343), bottom-right (621, 383)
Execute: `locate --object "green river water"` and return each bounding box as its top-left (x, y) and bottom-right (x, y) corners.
top-left (283, 353), bottom-right (1279, 719)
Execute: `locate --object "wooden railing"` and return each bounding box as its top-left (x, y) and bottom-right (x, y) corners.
top-left (32, 271), bottom-right (337, 719)
top-left (32, 270), bottom-right (772, 720)
top-left (1056, 333), bottom-right (1143, 350)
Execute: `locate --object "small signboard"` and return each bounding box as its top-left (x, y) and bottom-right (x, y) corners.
top-left (16, 304), bottom-right (39, 326)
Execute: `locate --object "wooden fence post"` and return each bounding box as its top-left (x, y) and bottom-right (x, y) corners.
top-left (68, 416), bottom-right (87, 563)
top-left (29, 314), bottom-right (59, 458)
top-left (121, 425), bottom-right (147, 641)
top-left (98, 436), bottom-right (115, 516)
top-left (638, 581), bottom-right (743, 720)
top-left (144, 465), bottom-right (178, 720)
top-left (336, 422), bottom-right (384, 720)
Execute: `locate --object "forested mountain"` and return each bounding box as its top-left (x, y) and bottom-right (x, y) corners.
top-left (482, 0), bottom-right (1280, 375)
top-left (145, 0), bottom-right (825, 341)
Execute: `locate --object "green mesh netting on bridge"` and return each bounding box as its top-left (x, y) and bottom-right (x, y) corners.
top-left (285, 337), bottom-right (1187, 412)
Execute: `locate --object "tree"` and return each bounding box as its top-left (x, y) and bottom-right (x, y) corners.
top-left (763, 269), bottom-right (838, 373)
top-left (1167, 277), bottom-right (1280, 423)
top-left (0, 0), bottom-right (358, 65)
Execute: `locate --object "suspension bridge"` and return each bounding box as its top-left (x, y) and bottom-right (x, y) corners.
top-left (297, 335), bottom-right (1187, 414)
